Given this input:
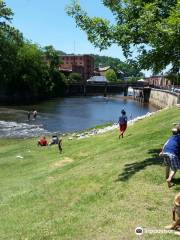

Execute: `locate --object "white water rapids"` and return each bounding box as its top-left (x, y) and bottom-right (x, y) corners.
top-left (0, 120), bottom-right (50, 138)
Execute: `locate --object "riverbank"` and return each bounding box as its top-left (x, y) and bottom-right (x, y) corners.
top-left (0, 96), bottom-right (157, 138)
top-left (0, 106), bottom-right (179, 239)
top-left (0, 109), bottom-right (157, 139)
top-left (67, 107), bottom-right (165, 140)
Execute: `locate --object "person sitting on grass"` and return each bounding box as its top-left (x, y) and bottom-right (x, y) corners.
top-left (118, 109), bottom-right (128, 139)
top-left (37, 136), bottom-right (48, 146)
top-left (159, 125), bottom-right (180, 188)
top-left (49, 135), bottom-right (59, 146)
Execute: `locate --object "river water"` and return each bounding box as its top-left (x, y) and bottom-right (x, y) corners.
top-left (0, 96), bottom-right (157, 138)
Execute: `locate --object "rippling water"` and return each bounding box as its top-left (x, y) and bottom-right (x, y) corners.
top-left (0, 96), bottom-right (157, 138)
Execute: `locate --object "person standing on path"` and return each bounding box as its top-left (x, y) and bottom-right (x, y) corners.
top-left (118, 109), bottom-right (128, 139)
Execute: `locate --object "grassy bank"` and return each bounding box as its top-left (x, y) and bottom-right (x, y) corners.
top-left (0, 106), bottom-right (180, 240)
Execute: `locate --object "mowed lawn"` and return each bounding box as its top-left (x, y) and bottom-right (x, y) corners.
top-left (0, 107), bottom-right (180, 240)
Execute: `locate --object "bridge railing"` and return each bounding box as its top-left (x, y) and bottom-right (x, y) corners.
top-left (69, 82), bottom-right (149, 88)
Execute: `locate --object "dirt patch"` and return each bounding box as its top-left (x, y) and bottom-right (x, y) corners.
top-left (47, 176), bottom-right (55, 182)
top-left (78, 152), bottom-right (89, 157)
top-left (51, 157), bottom-right (74, 168)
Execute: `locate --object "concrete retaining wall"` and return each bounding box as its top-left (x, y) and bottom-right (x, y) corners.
top-left (149, 88), bottom-right (180, 108)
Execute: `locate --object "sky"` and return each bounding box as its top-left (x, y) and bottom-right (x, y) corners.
top-left (5, 0), bottom-right (151, 76)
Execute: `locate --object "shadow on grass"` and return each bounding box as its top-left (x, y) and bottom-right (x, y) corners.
top-left (173, 179), bottom-right (180, 190)
top-left (116, 148), bottom-right (163, 182)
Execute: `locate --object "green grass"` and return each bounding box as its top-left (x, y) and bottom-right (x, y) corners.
top-left (0, 106), bottom-right (180, 239)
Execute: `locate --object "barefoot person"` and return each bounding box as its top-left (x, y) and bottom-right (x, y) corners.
top-left (165, 193), bottom-right (180, 230)
top-left (159, 126), bottom-right (180, 188)
top-left (27, 111), bottom-right (31, 121)
top-left (118, 109), bottom-right (128, 138)
top-left (32, 109), bottom-right (37, 120)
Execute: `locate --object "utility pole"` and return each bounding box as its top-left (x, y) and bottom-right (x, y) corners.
top-left (73, 40), bottom-right (76, 54)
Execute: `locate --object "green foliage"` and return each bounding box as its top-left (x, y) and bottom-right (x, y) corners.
top-left (0, 0), bottom-right (22, 43)
top-left (44, 45), bottom-right (61, 69)
top-left (43, 45), bottom-right (67, 97)
top-left (0, 28), bottom-right (23, 91)
top-left (0, 0), bottom-right (13, 21)
top-left (0, 1), bottom-right (67, 102)
top-left (105, 69), bottom-right (117, 82)
top-left (50, 70), bottom-right (66, 96)
top-left (166, 71), bottom-right (180, 85)
top-left (116, 79), bottom-right (123, 83)
top-left (127, 77), bottom-right (142, 84)
top-left (67, 0), bottom-right (180, 74)
top-left (15, 42), bottom-right (49, 97)
top-left (0, 0), bottom-right (23, 92)
top-left (92, 54), bottom-right (144, 77)
top-left (69, 72), bottom-right (82, 83)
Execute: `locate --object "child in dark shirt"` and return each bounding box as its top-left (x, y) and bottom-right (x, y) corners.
top-left (159, 126), bottom-right (180, 188)
top-left (118, 109), bottom-right (128, 138)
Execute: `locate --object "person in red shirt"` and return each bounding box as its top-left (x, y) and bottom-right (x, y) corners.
top-left (38, 136), bottom-right (48, 146)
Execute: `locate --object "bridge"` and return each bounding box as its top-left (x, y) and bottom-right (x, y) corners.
top-left (66, 82), bottom-right (149, 98)
top-left (66, 82), bottom-right (180, 107)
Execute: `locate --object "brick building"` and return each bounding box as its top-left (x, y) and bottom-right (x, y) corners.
top-left (59, 55), bottom-right (94, 82)
top-left (145, 75), bottom-right (171, 88)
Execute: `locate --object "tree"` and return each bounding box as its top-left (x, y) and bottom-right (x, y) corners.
top-left (0, 1), bottom-right (66, 102)
top-left (0, 0), bottom-right (22, 43)
top-left (50, 70), bottom-right (66, 96)
top-left (92, 54), bottom-right (143, 77)
top-left (166, 70), bottom-right (180, 85)
top-left (44, 45), bottom-right (66, 96)
top-left (44, 45), bottom-right (61, 70)
top-left (15, 42), bottom-right (49, 97)
top-left (69, 72), bottom-right (82, 83)
top-left (67, 0), bottom-right (180, 74)
top-left (105, 69), bottom-right (117, 82)
top-left (0, 0), bottom-right (23, 93)
top-left (0, 0), bottom-right (13, 26)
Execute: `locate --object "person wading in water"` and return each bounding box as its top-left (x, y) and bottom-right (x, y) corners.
top-left (32, 109), bottom-right (37, 120)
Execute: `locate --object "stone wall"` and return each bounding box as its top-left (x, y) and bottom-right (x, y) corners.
top-left (149, 88), bottom-right (180, 108)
